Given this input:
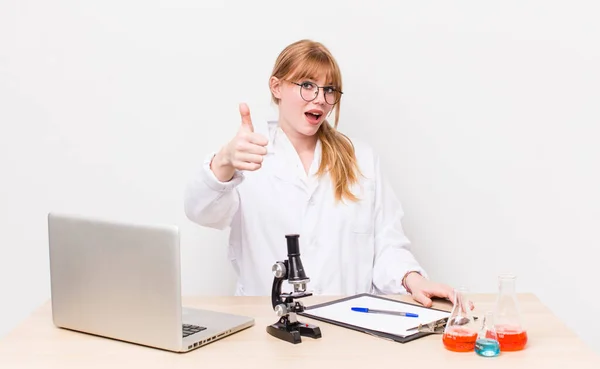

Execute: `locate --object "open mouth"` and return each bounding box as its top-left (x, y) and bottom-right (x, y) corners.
top-left (304, 110), bottom-right (323, 125)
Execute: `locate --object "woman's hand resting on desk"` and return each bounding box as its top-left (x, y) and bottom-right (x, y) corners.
top-left (404, 272), bottom-right (475, 310)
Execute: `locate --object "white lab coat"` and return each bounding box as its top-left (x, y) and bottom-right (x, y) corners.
top-left (184, 120), bottom-right (426, 296)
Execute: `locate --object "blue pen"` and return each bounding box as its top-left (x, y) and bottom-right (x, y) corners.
top-left (351, 307), bottom-right (419, 317)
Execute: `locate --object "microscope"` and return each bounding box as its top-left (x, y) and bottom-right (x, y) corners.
top-left (266, 234), bottom-right (322, 344)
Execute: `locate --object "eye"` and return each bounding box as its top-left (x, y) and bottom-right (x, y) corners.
top-left (301, 81), bottom-right (316, 90)
top-left (324, 86), bottom-right (336, 94)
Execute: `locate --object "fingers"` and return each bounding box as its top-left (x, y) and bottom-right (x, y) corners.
top-left (239, 103), bottom-right (253, 132)
top-left (411, 282), bottom-right (455, 307)
top-left (426, 284), bottom-right (454, 301)
top-left (446, 288), bottom-right (474, 310)
top-left (247, 132), bottom-right (269, 147)
top-left (235, 152), bottom-right (265, 165)
top-left (230, 152), bottom-right (264, 171)
top-left (233, 133), bottom-right (268, 156)
top-left (232, 161), bottom-right (262, 171)
top-left (412, 291), bottom-right (433, 308)
top-left (237, 140), bottom-right (268, 155)
top-left (412, 283), bottom-right (476, 311)
top-left (440, 286), bottom-right (455, 301)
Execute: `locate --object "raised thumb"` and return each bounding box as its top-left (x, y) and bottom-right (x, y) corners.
top-left (239, 103), bottom-right (253, 132)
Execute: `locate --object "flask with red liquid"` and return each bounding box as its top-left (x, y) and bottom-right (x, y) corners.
top-left (442, 288), bottom-right (478, 352)
top-left (494, 274), bottom-right (528, 351)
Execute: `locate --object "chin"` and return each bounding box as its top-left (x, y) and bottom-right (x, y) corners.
top-left (299, 123), bottom-right (321, 137)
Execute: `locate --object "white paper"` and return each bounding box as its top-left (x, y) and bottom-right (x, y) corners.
top-left (304, 295), bottom-right (450, 337)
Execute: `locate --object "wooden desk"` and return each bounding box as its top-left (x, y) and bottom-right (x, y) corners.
top-left (1, 294), bottom-right (598, 368)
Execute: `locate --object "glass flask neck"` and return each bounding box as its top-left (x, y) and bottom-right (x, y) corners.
top-left (498, 274), bottom-right (517, 295)
top-left (483, 311), bottom-right (495, 326)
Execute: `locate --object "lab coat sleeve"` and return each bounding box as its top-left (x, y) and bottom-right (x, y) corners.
top-left (183, 152), bottom-right (244, 230)
top-left (371, 154), bottom-right (428, 294)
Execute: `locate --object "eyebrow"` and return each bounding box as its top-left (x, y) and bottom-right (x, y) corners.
top-left (301, 78), bottom-right (336, 87)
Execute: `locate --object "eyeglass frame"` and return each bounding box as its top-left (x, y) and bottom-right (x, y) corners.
top-left (285, 80), bottom-right (344, 105)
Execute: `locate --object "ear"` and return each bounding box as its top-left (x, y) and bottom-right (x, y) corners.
top-left (269, 76), bottom-right (282, 99)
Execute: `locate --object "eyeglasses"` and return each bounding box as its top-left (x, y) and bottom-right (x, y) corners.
top-left (287, 80), bottom-right (343, 105)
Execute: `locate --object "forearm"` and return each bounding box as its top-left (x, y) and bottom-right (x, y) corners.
top-left (184, 153), bottom-right (242, 230)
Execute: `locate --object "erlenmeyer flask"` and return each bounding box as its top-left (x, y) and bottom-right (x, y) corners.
top-left (442, 288), bottom-right (478, 352)
top-left (494, 274), bottom-right (528, 351)
top-left (475, 311), bottom-right (500, 357)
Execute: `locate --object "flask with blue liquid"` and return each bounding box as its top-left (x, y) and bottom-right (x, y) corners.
top-left (475, 311), bottom-right (501, 357)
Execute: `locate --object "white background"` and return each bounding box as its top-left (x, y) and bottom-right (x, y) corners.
top-left (1, 0), bottom-right (598, 353)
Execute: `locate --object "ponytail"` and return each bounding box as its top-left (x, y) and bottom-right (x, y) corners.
top-left (317, 120), bottom-right (361, 203)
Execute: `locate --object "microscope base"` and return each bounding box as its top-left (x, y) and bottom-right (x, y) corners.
top-left (266, 318), bottom-right (322, 344)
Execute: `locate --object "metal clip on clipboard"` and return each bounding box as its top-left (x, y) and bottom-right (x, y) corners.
top-left (408, 317), bottom-right (449, 334)
top-left (408, 314), bottom-right (479, 334)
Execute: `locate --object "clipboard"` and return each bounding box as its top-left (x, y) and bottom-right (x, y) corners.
top-left (298, 293), bottom-right (452, 343)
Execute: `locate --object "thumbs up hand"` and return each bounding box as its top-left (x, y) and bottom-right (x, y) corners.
top-left (210, 103), bottom-right (269, 182)
top-left (230, 103), bottom-right (268, 169)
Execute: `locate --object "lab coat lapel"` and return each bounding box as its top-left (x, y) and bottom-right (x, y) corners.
top-left (271, 127), bottom-right (302, 185)
top-left (305, 139), bottom-right (322, 197)
top-left (256, 120), bottom-right (295, 183)
top-left (266, 122), bottom-right (324, 200)
top-left (272, 151), bottom-right (298, 184)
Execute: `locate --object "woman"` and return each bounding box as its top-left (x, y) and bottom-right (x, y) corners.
top-left (184, 39), bottom-right (454, 307)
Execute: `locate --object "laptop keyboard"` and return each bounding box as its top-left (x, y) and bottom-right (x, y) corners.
top-left (183, 324), bottom-right (207, 338)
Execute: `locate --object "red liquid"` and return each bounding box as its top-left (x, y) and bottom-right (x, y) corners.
top-left (496, 325), bottom-right (528, 351)
top-left (442, 326), bottom-right (478, 352)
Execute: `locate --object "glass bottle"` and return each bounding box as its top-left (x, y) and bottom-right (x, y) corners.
top-left (475, 311), bottom-right (500, 357)
top-left (494, 274), bottom-right (528, 351)
top-left (442, 287), bottom-right (478, 352)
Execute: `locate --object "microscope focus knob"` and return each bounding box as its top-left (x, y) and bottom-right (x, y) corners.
top-left (272, 262), bottom-right (286, 278)
top-left (274, 304), bottom-right (288, 317)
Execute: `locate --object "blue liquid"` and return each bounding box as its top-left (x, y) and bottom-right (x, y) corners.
top-left (475, 338), bottom-right (500, 357)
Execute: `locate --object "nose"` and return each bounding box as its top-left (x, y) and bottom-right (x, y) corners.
top-left (312, 88), bottom-right (326, 105)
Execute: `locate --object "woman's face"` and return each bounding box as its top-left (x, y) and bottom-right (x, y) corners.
top-left (271, 74), bottom-right (338, 138)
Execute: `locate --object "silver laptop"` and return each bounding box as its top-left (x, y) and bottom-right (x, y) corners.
top-left (47, 212), bottom-right (254, 352)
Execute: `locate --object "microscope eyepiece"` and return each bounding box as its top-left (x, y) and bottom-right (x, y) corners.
top-left (285, 234), bottom-right (309, 284)
top-left (285, 234), bottom-right (300, 256)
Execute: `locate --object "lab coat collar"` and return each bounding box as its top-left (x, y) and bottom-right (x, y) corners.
top-left (266, 121), bottom-right (322, 191)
